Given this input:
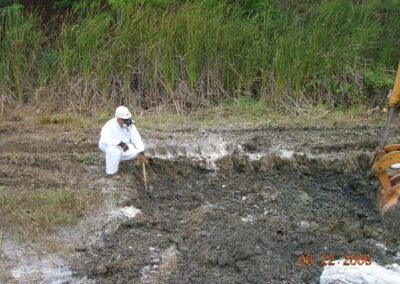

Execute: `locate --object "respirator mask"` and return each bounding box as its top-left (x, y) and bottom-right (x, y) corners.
top-left (121, 118), bottom-right (133, 129)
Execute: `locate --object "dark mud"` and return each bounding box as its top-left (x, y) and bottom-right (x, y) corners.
top-left (1, 123), bottom-right (400, 283)
top-left (71, 152), bottom-right (399, 284)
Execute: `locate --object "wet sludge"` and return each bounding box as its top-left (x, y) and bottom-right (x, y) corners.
top-left (71, 151), bottom-right (400, 283)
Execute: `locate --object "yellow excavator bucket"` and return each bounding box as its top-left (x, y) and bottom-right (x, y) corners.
top-left (372, 62), bottom-right (400, 235)
top-left (372, 144), bottom-right (400, 214)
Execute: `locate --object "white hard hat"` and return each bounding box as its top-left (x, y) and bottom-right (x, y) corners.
top-left (115, 106), bottom-right (132, 119)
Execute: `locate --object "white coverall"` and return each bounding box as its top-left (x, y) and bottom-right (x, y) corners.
top-left (98, 118), bottom-right (145, 175)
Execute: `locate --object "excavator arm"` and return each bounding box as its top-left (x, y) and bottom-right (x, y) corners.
top-left (389, 64), bottom-right (400, 109)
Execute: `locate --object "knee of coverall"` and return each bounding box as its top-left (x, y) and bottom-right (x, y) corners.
top-left (120, 143), bottom-right (141, 161)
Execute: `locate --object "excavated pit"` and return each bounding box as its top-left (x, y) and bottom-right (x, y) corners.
top-left (70, 151), bottom-right (400, 283)
top-left (1, 125), bottom-right (400, 283)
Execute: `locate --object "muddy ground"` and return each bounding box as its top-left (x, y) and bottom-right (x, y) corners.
top-left (1, 119), bottom-right (400, 283)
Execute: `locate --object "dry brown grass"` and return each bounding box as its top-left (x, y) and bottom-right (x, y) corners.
top-left (38, 114), bottom-right (85, 128)
top-left (1, 103), bottom-right (387, 132)
top-left (134, 102), bottom-right (387, 131)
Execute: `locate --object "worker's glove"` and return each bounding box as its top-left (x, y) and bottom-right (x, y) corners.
top-left (138, 152), bottom-right (149, 165)
top-left (118, 141), bottom-right (129, 152)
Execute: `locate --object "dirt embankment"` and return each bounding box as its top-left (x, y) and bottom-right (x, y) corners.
top-left (1, 121), bottom-right (400, 283)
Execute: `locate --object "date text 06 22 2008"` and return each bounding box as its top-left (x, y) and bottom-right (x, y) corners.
top-left (297, 254), bottom-right (372, 267)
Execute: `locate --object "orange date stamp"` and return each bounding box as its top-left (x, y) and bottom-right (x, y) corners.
top-left (297, 254), bottom-right (373, 267)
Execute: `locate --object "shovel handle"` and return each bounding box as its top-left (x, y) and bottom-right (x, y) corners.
top-left (142, 160), bottom-right (148, 191)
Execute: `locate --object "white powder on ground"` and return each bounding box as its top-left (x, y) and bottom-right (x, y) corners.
top-left (320, 260), bottom-right (400, 284)
top-left (2, 237), bottom-right (92, 284)
top-left (109, 206), bottom-right (142, 220)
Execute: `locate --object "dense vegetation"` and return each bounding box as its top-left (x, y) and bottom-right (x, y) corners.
top-left (0, 0), bottom-right (399, 112)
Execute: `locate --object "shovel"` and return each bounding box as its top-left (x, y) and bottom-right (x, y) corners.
top-left (136, 154), bottom-right (149, 191)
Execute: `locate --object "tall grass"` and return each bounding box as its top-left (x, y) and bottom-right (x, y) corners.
top-left (0, 4), bottom-right (42, 103)
top-left (0, 1), bottom-right (399, 112)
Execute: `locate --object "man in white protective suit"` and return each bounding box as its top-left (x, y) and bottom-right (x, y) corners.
top-left (99, 106), bottom-right (146, 178)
